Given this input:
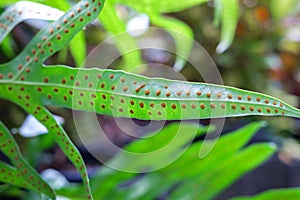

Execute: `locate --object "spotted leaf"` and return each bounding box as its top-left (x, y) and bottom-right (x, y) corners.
top-left (0, 0), bottom-right (105, 199)
top-left (2, 64), bottom-right (300, 121)
top-left (0, 1), bottom-right (64, 43)
top-left (0, 121), bottom-right (55, 199)
top-left (0, 0), bottom-right (300, 199)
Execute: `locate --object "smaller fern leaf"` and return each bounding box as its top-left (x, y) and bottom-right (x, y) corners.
top-left (0, 1), bottom-right (64, 43)
top-left (14, 99), bottom-right (93, 199)
top-left (0, 121), bottom-right (55, 199)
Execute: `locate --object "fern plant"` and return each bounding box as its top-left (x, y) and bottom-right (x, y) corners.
top-left (0, 0), bottom-right (300, 199)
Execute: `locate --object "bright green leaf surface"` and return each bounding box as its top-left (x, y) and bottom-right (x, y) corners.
top-left (231, 188), bottom-right (300, 200)
top-left (1, 34), bottom-right (16, 58)
top-left (0, 1), bottom-right (64, 43)
top-left (117, 0), bottom-right (208, 13)
top-left (0, 0), bottom-right (86, 69)
top-left (0, 121), bottom-right (55, 199)
top-left (69, 31), bottom-right (86, 67)
top-left (99, 0), bottom-right (143, 70)
top-left (216, 0), bottom-right (239, 53)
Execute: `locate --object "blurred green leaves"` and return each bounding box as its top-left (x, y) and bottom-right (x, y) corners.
top-left (98, 0), bottom-right (143, 70)
top-left (105, 0), bottom-right (239, 70)
top-left (58, 121), bottom-right (276, 200)
top-left (231, 188), bottom-right (300, 200)
top-left (214, 0), bottom-right (239, 53)
top-left (270, 0), bottom-right (298, 19)
top-left (0, 0), bottom-right (240, 70)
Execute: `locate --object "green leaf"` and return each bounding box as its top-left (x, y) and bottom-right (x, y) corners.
top-left (0, 0), bottom-right (18, 6)
top-left (166, 122), bottom-right (275, 200)
top-left (164, 121), bottom-right (267, 175)
top-left (215, 0), bottom-right (239, 53)
top-left (0, 0), bottom-right (86, 68)
top-left (148, 13), bottom-right (194, 71)
top-left (104, 0), bottom-right (235, 71)
top-left (99, 0), bottom-right (143, 70)
top-left (118, 0), bottom-right (209, 13)
top-left (231, 188), bottom-right (300, 200)
top-left (0, 121), bottom-right (55, 199)
top-left (0, 1), bottom-right (298, 199)
top-left (58, 122), bottom-right (276, 200)
top-left (118, 0), bottom-right (202, 71)
top-left (101, 0), bottom-right (210, 71)
top-left (0, 0), bottom-right (106, 199)
top-left (109, 123), bottom-right (210, 171)
top-left (1, 34), bottom-right (16, 58)
top-left (270, 0), bottom-right (298, 20)
top-left (45, 0), bottom-right (87, 68)
top-left (171, 143), bottom-right (276, 200)
top-left (0, 1), bottom-right (64, 43)
top-left (69, 31), bottom-right (86, 67)
top-left (91, 122), bottom-right (211, 199)
top-left (2, 63), bottom-right (300, 120)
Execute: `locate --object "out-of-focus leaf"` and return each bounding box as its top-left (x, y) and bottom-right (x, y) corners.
top-left (118, 0), bottom-right (209, 13)
top-left (34, 0), bottom-right (71, 11)
top-left (231, 188), bottom-right (300, 200)
top-left (58, 122), bottom-right (276, 200)
top-left (1, 34), bottom-right (15, 58)
top-left (215, 0), bottom-right (239, 53)
top-left (119, 0), bottom-right (202, 71)
top-left (166, 122), bottom-right (275, 200)
top-left (170, 143), bottom-right (276, 200)
top-left (109, 0), bottom-right (237, 71)
top-left (149, 14), bottom-right (194, 71)
top-left (270, 0), bottom-right (298, 19)
top-left (69, 31), bottom-right (86, 67)
top-left (0, 0), bottom-right (18, 6)
top-left (99, 0), bottom-right (143, 70)
top-left (126, 123), bottom-right (208, 153)
top-left (105, 122), bottom-right (210, 174)
top-left (59, 122), bottom-right (210, 199)
top-left (213, 0), bottom-right (222, 26)
top-left (0, 0), bottom-right (69, 9)
top-left (163, 121), bottom-right (267, 175)
top-left (24, 133), bottom-right (56, 166)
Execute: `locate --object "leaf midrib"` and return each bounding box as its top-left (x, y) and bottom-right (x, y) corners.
top-left (0, 80), bottom-right (288, 108)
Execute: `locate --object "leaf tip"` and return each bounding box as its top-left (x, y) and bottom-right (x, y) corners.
top-left (260, 120), bottom-right (268, 127)
top-left (268, 142), bottom-right (278, 151)
top-left (216, 42), bottom-right (229, 54)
